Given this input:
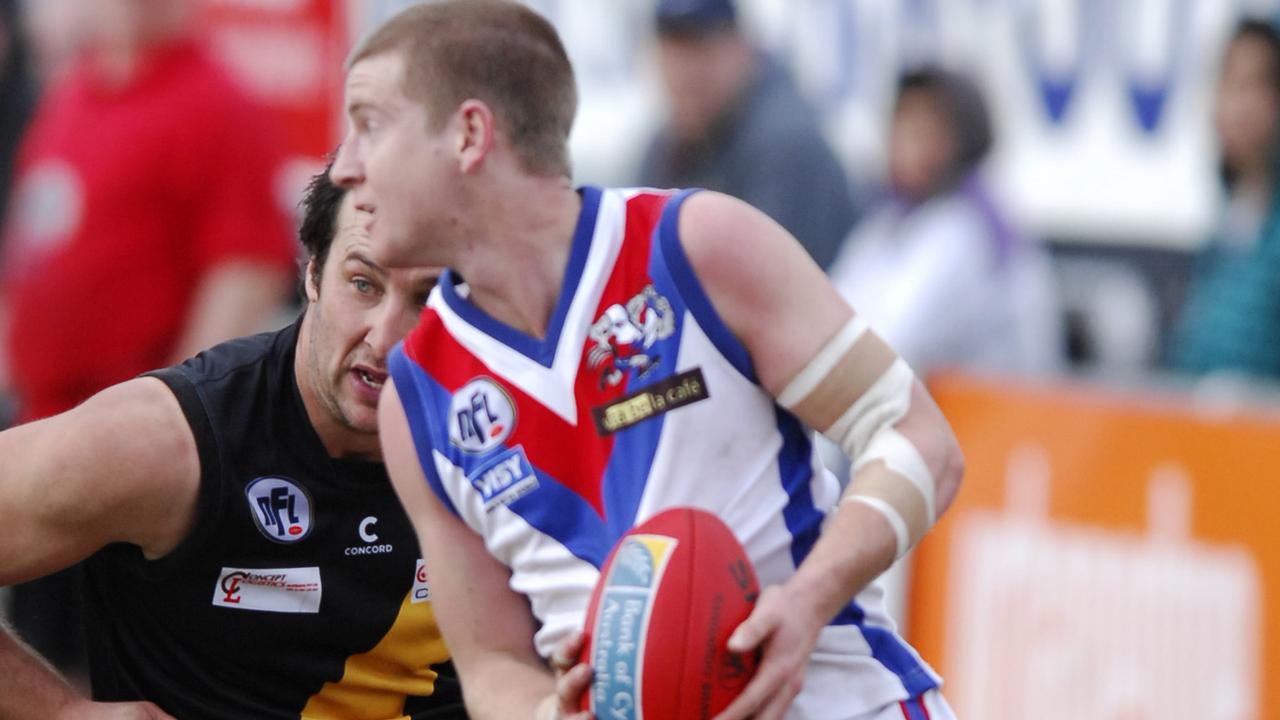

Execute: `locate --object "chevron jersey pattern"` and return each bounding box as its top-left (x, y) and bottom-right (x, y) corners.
top-left (388, 186), bottom-right (942, 718)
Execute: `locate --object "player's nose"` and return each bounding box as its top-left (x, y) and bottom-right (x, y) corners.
top-left (365, 305), bottom-right (403, 361)
top-left (329, 143), bottom-right (364, 189)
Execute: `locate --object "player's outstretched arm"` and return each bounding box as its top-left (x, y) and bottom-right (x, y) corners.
top-left (379, 380), bottom-right (588, 720)
top-left (0, 377), bottom-right (199, 719)
top-left (675, 192), bottom-right (964, 720)
top-left (0, 621), bottom-right (176, 720)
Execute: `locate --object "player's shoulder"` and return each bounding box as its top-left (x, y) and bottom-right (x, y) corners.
top-left (150, 321), bottom-right (300, 446)
top-left (166, 321), bottom-right (295, 389)
top-left (674, 191), bottom-right (792, 279)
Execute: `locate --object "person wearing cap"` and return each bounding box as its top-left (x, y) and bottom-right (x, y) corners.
top-left (636, 0), bottom-right (857, 271)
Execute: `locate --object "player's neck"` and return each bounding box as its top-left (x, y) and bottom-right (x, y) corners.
top-left (456, 177), bottom-right (582, 340)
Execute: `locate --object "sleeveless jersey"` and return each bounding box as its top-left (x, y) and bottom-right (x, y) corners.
top-left (388, 186), bottom-right (942, 718)
top-left (83, 318), bottom-right (465, 720)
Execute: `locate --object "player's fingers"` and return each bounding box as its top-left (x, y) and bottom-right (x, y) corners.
top-left (556, 662), bottom-right (594, 713)
top-left (726, 586), bottom-right (783, 653)
top-left (711, 654), bottom-right (788, 720)
top-left (753, 673), bottom-right (803, 720)
top-left (551, 630), bottom-right (585, 675)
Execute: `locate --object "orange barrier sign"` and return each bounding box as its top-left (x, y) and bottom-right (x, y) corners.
top-left (911, 373), bottom-right (1280, 719)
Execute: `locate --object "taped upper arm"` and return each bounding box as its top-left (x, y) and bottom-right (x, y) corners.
top-left (0, 377), bottom-right (201, 584)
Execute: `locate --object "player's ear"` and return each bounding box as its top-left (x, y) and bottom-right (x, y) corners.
top-left (304, 258), bottom-right (321, 302)
top-left (455, 99), bottom-right (496, 173)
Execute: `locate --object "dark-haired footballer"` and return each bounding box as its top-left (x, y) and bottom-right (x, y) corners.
top-left (0, 169), bottom-right (464, 720)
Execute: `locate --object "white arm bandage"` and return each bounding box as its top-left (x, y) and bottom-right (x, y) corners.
top-left (778, 317), bottom-right (937, 560)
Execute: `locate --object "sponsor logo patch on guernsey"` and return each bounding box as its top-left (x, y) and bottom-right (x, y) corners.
top-left (591, 367), bottom-right (709, 435)
top-left (245, 476), bottom-right (313, 544)
top-left (212, 566), bottom-right (322, 613)
top-left (411, 558), bottom-right (431, 604)
top-left (467, 445), bottom-right (538, 512)
top-left (449, 377), bottom-right (517, 453)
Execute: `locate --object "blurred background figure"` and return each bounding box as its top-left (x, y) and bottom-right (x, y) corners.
top-left (0, 0), bottom-right (295, 682)
top-left (18, 0), bottom-right (82, 86)
top-left (0, 0), bottom-right (35, 231)
top-left (0, 0), bottom-right (36, 428)
top-left (828, 67), bottom-right (1062, 378)
top-left (635, 0), bottom-right (856, 270)
top-left (1167, 19), bottom-right (1280, 381)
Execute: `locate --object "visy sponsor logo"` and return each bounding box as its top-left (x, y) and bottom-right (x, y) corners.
top-left (245, 476), bottom-right (313, 543)
top-left (467, 445), bottom-right (538, 512)
top-left (449, 377), bottom-right (517, 453)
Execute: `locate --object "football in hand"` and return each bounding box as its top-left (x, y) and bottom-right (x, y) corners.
top-left (578, 507), bottom-right (760, 719)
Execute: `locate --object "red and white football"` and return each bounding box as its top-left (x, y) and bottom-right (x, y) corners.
top-left (578, 507), bottom-right (760, 719)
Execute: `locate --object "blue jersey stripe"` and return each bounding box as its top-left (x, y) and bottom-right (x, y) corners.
top-left (388, 345), bottom-right (460, 519)
top-left (774, 410), bottom-right (823, 568)
top-left (598, 395), bottom-right (666, 543)
top-left (862, 625), bottom-right (940, 697)
top-left (505, 465), bottom-right (612, 569)
top-left (653, 188), bottom-right (757, 383)
top-left (775, 403), bottom-right (938, 696)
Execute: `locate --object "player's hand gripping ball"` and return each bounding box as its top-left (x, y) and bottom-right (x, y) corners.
top-left (578, 507), bottom-right (760, 719)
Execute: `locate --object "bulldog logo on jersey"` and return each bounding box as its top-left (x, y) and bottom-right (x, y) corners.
top-left (587, 284), bottom-right (675, 388)
top-left (449, 377), bottom-right (517, 453)
top-left (245, 477), bottom-right (313, 544)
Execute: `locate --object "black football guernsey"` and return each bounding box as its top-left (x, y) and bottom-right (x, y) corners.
top-left (82, 317), bottom-right (466, 720)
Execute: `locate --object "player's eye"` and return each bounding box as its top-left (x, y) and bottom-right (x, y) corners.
top-left (353, 277), bottom-right (375, 294)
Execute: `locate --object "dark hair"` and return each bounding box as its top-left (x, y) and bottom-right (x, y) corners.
top-left (897, 66), bottom-right (993, 177)
top-left (1219, 19), bottom-right (1280, 188)
top-left (349, 0), bottom-right (577, 177)
top-left (297, 162), bottom-right (347, 285)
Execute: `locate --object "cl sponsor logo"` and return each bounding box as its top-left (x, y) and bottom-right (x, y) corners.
top-left (211, 567), bottom-right (322, 613)
top-left (449, 377), bottom-right (516, 453)
top-left (245, 477), bottom-right (313, 544)
top-left (220, 571), bottom-right (248, 604)
top-left (218, 570), bottom-right (290, 604)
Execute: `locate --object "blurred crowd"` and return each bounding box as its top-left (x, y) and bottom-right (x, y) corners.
top-left (2, 0), bottom-right (1280, 685)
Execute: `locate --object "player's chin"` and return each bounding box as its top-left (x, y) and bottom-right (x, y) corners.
top-left (342, 404), bottom-right (380, 436)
